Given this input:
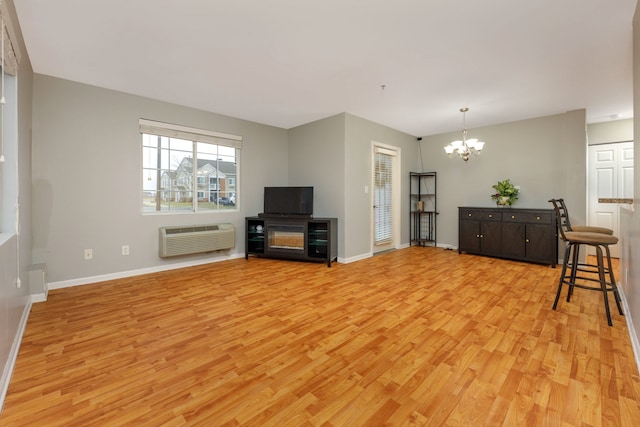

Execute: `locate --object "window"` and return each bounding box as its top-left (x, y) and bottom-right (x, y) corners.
top-left (0, 70), bottom-right (18, 234)
top-left (0, 5), bottom-right (20, 233)
top-left (140, 119), bottom-right (242, 213)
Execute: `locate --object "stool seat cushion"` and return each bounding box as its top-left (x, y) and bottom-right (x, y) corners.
top-left (571, 225), bottom-right (614, 235)
top-left (564, 231), bottom-right (618, 245)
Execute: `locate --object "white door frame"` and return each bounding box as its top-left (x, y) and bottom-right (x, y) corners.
top-left (371, 141), bottom-right (401, 254)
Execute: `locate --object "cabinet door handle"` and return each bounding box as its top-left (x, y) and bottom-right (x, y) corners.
top-left (511, 215), bottom-right (516, 219)
top-left (526, 239), bottom-right (530, 243)
top-left (536, 216), bottom-right (541, 220)
top-left (488, 214), bottom-right (493, 218)
top-left (480, 234), bottom-right (483, 238)
top-left (468, 213), bottom-right (472, 217)
top-left (476, 234), bottom-right (480, 238)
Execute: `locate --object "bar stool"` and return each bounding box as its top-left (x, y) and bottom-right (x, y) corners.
top-left (549, 199), bottom-right (623, 326)
top-left (553, 198), bottom-right (616, 299)
top-left (550, 198), bottom-right (616, 294)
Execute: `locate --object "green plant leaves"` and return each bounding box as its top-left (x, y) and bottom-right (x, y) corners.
top-left (490, 179), bottom-right (519, 205)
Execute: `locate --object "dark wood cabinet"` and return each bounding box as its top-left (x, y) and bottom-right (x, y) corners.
top-left (458, 207), bottom-right (557, 266)
top-left (245, 216), bottom-right (338, 267)
top-left (458, 209), bottom-right (502, 256)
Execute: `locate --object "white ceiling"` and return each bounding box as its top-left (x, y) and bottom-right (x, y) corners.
top-left (12, 0), bottom-right (637, 136)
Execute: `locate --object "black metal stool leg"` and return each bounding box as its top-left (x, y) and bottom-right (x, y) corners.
top-left (566, 241), bottom-right (581, 302)
top-left (603, 244), bottom-right (624, 315)
top-left (553, 242), bottom-right (573, 310)
top-left (595, 245), bottom-right (613, 326)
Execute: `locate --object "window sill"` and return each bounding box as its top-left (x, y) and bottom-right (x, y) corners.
top-left (0, 232), bottom-right (16, 247)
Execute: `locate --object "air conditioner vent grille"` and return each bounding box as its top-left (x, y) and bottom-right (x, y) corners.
top-left (165, 225), bottom-right (220, 235)
top-left (159, 223), bottom-right (235, 257)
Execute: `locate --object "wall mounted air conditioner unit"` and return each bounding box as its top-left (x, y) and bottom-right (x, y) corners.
top-left (159, 223), bottom-right (235, 258)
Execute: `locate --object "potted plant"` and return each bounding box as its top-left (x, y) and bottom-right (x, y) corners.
top-left (491, 179), bottom-right (519, 206)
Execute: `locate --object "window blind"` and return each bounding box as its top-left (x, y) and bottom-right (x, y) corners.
top-left (139, 119), bottom-right (243, 149)
top-left (0, 0), bottom-right (20, 164)
top-left (0, 1), bottom-right (19, 76)
top-left (374, 147), bottom-right (395, 244)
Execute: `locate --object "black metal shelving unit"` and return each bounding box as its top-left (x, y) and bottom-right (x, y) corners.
top-left (410, 172), bottom-right (437, 246)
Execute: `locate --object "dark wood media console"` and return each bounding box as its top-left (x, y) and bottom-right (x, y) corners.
top-left (245, 216), bottom-right (338, 266)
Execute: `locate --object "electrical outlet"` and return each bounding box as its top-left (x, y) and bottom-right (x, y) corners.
top-left (122, 245), bottom-right (130, 255)
top-left (84, 249), bottom-right (93, 260)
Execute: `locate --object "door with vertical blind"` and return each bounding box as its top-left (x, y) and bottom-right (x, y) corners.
top-left (372, 144), bottom-right (400, 253)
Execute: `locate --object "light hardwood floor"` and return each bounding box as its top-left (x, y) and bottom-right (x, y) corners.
top-left (2, 247), bottom-right (639, 426)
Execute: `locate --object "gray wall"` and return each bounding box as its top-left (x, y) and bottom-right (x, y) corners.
top-left (288, 114), bottom-right (347, 255)
top-left (619, 2), bottom-right (640, 365)
top-left (344, 114), bottom-right (420, 259)
top-left (33, 77), bottom-right (423, 284)
top-left (288, 114), bottom-right (346, 220)
top-left (32, 75), bottom-right (289, 285)
top-left (588, 118), bottom-right (633, 145)
top-left (288, 113), bottom-right (420, 261)
top-left (419, 110), bottom-right (587, 250)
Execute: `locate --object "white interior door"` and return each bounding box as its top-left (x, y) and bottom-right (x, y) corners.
top-left (587, 141), bottom-right (634, 257)
top-left (372, 144), bottom-right (400, 254)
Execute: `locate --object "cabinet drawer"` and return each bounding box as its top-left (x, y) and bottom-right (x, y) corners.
top-left (460, 209), bottom-right (502, 221)
top-left (502, 211), bottom-right (553, 224)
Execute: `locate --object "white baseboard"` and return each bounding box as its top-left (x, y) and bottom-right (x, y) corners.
top-left (0, 297), bottom-right (32, 413)
top-left (340, 242), bottom-right (453, 265)
top-left (30, 292), bottom-right (47, 303)
top-left (617, 285), bottom-right (640, 374)
top-left (437, 243), bottom-right (458, 251)
top-left (339, 252), bottom-right (372, 264)
top-left (48, 253), bottom-right (245, 291)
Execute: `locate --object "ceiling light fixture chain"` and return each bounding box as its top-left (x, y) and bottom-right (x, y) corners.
top-left (443, 107), bottom-right (485, 162)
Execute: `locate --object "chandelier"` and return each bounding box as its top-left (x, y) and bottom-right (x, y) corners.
top-left (444, 107), bottom-right (485, 162)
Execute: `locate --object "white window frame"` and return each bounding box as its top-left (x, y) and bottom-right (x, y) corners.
top-left (140, 119), bottom-right (242, 214)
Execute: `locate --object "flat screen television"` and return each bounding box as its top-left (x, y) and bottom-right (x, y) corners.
top-left (263, 186), bottom-right (314, 217)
